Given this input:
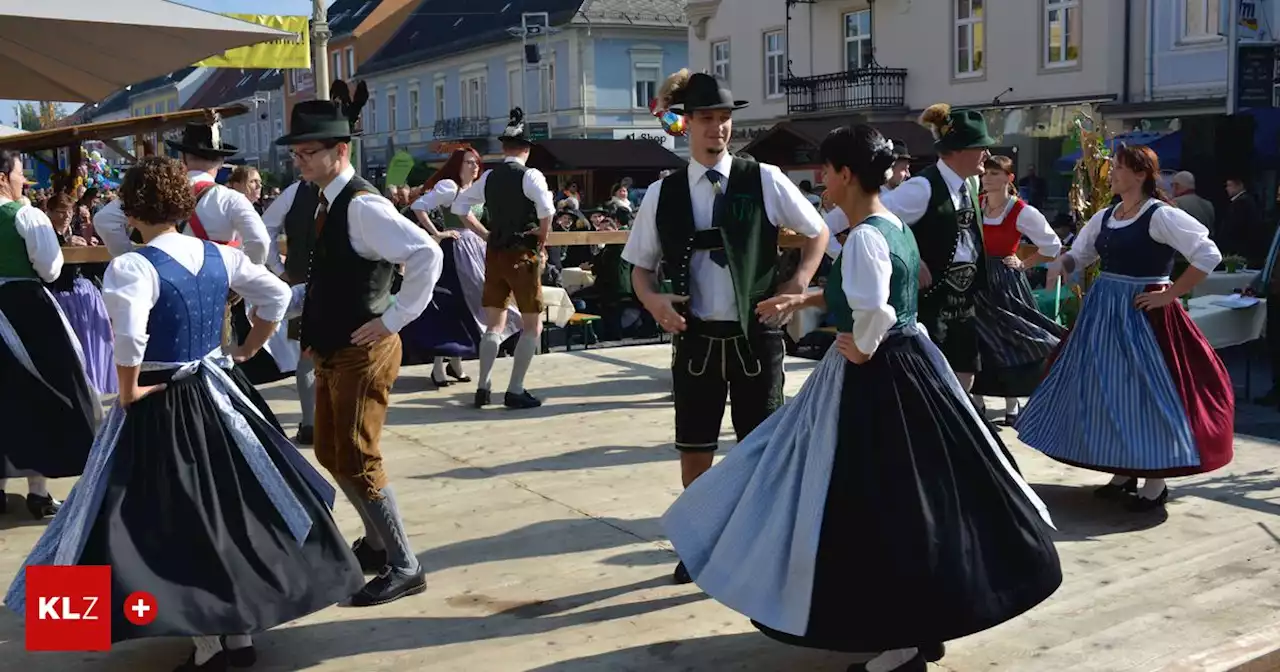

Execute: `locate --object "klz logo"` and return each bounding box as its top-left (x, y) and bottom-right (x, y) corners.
top-left (25, 565), bottom-right (111, 651)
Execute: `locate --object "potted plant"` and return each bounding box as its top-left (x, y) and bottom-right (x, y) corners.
top-left (1221, 254), bottom-right (1247, 273)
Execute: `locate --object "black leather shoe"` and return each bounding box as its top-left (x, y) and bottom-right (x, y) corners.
top-left (350, 567), bottom-right (427, 607)
top-left (295, 425), bottom-right (314, 445)
top-left (219, 638), bottom-right (257, 668)
top-left (431, 374), bottom-right (452, 388)
top-left (173, 648), bottom-right (229, 672)
top-left (447, 361), bottom-right (471, 383)
top-left (26, 493), bottom-right (59, 520)
top-left (504, 390), bottom-right (542, 409)
top-left (848, 651), bottom-right (926, 672)
top-left (474, 388), bottom-right (491, 408)
top-left (921, 642), bottom-right (945, 662)
top-left (672, 561), bottom-right (692, 585)
top-left (351, 537), bottom-right (387, 574)
top-left (1094, 478), bottom-right (1138, 500)
top-left (1126, 487), bottom-right (1169, 512)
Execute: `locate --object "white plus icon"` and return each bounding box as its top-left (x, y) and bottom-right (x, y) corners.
top-left (131, 599), bottom-right (150, 619)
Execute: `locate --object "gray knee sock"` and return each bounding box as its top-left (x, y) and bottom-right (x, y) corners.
top-left (338, 480), bottom-right (384, 550)
top-left (477, 331), bottom-right (502, 391)
top-left (296, 354), bottom-right (316, 427)
top-left (506, 329), bottom-right (539, 395)
top-left (358, 485), bottom-right (420, 574)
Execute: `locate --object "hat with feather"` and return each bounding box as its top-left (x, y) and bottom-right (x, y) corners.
top-left (498, 107), bottom-right (532, 146)
top-left (657, 69), bottom-right (747, 116)
top-left (167, 121), bottom-right (238, 159)
top-left (275, 80), bottom-right (369, 145)
top-left (918, 103), bottom-right (995, 152)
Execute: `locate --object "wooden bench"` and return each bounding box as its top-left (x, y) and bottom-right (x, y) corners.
top-left (541, 311), bottom-right (603, 353)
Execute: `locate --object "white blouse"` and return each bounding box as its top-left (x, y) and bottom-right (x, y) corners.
top-left (411, 179), bottom-right (460, 214)
top-left (840, 212), bottom-right (908, 357)
top-left (0, 197), bottom-right (63, 282)
top-left (1066, 199), bottom-right (1221, 274)
top-left (982, 199), bottom-right (1062, 258)
top-left (102, 233), bottom-right (292, 367)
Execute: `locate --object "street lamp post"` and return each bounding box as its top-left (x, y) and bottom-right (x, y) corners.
top-left (313, 0), bottom-right (331, 101)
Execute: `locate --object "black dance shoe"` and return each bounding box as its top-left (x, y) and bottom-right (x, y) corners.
top-left (672, 561), bottom-right (692, 585)
top-left (219, 638), bottom-right (257, 668)
top-left (431, 374), bottom-right (452, 388)
top-left (848, 650), bottom-right (926, 672)
top-left (294, 425), bottom-right (314, 446)
top-left (351, 537), bottom-right (388, 574)
top-left (447, 361), bottom-right (471, 383)
top-left (1126, 487), bottom-right (1169, 512)
top-left (1093, 478), bottom-right (1138, 500)
top-left (350, 567), bottom-right (427, 607)
top-left (26, 493), bottom-right (59, 520)
top-left (173, 649), bottom-right (228, 672)
top-left (921, 642), bottom-right (945, 662)
top-left (504, 390), bottom-right (542, 409)
top-left (474, 388), bottom-right (491, 408)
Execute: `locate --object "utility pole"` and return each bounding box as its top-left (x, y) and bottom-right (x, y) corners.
top-left (1227, 0), bottom-right (1240, 114)
top-left (313, 0), bottom-right (331, 101)
top-left (518, 12), bottom-right (554, 138)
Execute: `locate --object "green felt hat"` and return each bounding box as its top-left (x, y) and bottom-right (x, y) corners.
top-left (919, 104), bottom-right (995, 152)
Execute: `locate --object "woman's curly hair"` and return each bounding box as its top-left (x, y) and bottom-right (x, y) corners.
top-left (120, 156), bottom-right (195, 225)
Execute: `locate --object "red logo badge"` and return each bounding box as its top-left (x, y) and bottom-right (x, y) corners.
top-left (24, 565), bottom-right (111, 651)
top-left (122, 592), bottom-right (157, 626)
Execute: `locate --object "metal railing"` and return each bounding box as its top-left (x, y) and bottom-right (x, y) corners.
top-left (782, 66), bottom-right (907, 115)
top-left (432, 117), bottom-right (490, 140)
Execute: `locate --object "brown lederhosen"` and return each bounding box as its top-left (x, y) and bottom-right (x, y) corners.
top-left (482, 246), bottom-right (544, 313)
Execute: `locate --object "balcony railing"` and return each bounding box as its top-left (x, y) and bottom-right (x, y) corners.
top-left (433, 116), bottom-right (490, 140)
top-left (782, 66), bottom-right (907, 115)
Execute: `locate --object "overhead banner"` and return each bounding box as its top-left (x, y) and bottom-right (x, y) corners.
top-left (196, 15), bottom-right (311, 69)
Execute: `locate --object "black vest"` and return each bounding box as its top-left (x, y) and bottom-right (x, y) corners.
top-left (912, 165), bottom-right (988, 296)
top-left (283, 181), bottom-right (321, 284)
top-left (299, 174), bottom-right (396, 357)
top-left (655, 158), bottom-right (779, 335)
top-left (484, 161), bottom-right (539, 251)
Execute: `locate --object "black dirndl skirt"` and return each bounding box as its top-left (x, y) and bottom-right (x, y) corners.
top-left (0, 280), bottom-right (96, 478)
top-left (5, 363), bottom-right (364, 641)
top-left (664, 327), bottom-right (1061, 652)
top-left (972, 258), bottom-right (1066, 398)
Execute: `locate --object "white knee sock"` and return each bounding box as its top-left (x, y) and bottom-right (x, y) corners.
top-left (432, 356), bottom-right (446, 379)
top-left (866, 647), bottom-right (919, 672)
top-left (507, 330), bottom-right (539, 395)
top-left (296, 354), bottom-right (316, 427)
top-left (478, 331), bottom-right (502, 391)
top-left (224, 634), bottom-right (253, 650)
top-left (1139, 477), bottom-right (1166, 499)
top-left (192, 636), bottom-right (223, 665)
top-left (27, 476), bottom-right (49, 498)
top-left (1004, 397), bottom-right (1020, 415)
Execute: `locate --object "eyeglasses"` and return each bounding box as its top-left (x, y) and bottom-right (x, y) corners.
top-left (289, 146), bottom-right (332, 161)
top-left (462, 159), bottom-right (479, 166)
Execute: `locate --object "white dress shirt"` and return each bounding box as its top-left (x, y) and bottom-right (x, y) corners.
top-left (982, 199), bottom-right (1062, 258)
top-left (450, 157), bottom-right (556, 219)
top-left (880, 159), bottom-right (980, 263)
top-left (824, 208), bottom-right (852, 259)
top-left (95, 171), bottom-right (271, 265)
top-left (841, 213), bottom-right (909, 356)
top-left (622, 153), bottom-right (827, 322)
top-left (1066, 198), bottom-right (1222, 274)
top-left (314, 164), bottom-right (444, 334)
top-left (102, 233), bottom-right (291, 367)
top-left (0, 196), bottom-right (63, 282)
top-left (262, 180), bottom-right (302, 275)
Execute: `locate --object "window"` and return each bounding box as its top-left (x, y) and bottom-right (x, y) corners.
top-left (955, 0), bottom-right (984, 77)
top-left (538, 63), bottom-right (556, 113)
top-left (843, 11), bottom-right (873, 72)
top-left (634, 64), bottom-right (659, 108)
top-left (367, 96), bottom-right (376, 133)
top-left (1182, 0), bottom-right (1222, 41)
top-left (275, 118), bottom-right (283, 138)
top-left (332, 51), bottom-right (343, 81)
top-left (711, 41), bottom-right (731, 82)
top-left (462, 75), bottom-right (487, 118)
top-left (346, 47), bottom-right (356, 78)
top-left (168, 99), bottom-right (177, 113)
top-left (248, 126), bottom-right (257, 153)
top-left (1044, 0), bottom-right (1080, 67)
top-left (764, 30), bottom-right (785, 99)
top-left (238, 126), bottom-right (246, 150)
top-left (260, 122), bottom-right (268, 149)
top-left (507, 67), bottom-right (522, 111)
top-left (434, 81), bottom-right (446, 121)
top-left (387, 92), bottom-right (397, 132)
top-left (408, 89), bottom-right (420, 128)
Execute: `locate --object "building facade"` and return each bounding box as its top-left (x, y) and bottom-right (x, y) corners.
top-left (355, 0), bottom-right (688, 175)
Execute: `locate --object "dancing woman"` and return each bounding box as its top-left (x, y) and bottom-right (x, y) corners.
top-left (662, 125), bottom-right (1061, 672)
top-left (408, 147), bottom-right (520, 386)
top-left (5, 157), bottom-right (363, 671)
top-left (46, 191), bottom-right (118, 395)
top-left (1017, 145), bottom-right (1233, 512)
top-left (971, 155), bottom-right (1065, 424)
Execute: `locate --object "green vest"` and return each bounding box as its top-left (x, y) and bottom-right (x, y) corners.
top-left (825, 215), bottom-right (920, 333)
top-left (0, 201), bottom-right (37, 279)
top-left (655, 158), bottom-right (779, 336)
top-left (439, 202), bottom-right (483, 230)
top-left (911, 165), bottom-right (987, 296)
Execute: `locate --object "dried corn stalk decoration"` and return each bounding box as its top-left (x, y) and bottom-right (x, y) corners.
top-left (1067, 111), bottom-right (1113, 296)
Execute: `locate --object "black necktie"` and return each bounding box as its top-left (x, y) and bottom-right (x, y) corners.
top-left (705, 169), bottom-right (729, 268)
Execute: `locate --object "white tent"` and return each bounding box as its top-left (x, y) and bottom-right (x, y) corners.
top-left (0, 124), bottom-right (26, 138)
top-left (0, 0), bottom-right (292, 102)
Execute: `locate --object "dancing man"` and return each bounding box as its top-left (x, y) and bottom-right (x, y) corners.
top-left (0, 150), bottom-right (98, 519)
top-left (623, 71), bottom-right (828, 584)
top-left (451, 108), bottom-right (555, 410)
top-left (277, 81), bottom-right (443, 604)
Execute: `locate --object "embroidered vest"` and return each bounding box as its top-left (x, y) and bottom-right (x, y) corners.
top-left (911, 165), bottom-right (987, 294)
top-left (983, 199), bottom-right (1025, 257)
top-left (0, 201), bottom-right (36, 279)
top-left (825, 215), bottom-right (920, 333)
top-left (135, 242), bottom-right (228, 362)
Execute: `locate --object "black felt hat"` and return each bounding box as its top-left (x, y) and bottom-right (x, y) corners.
top-left (498, 107), bottom-right (533, 146)
top-left (666, 72), bottom-right (748, 115)
top-left (275, 80), bottom-right (368, 145)
top-left (891, 139), bottom-right (913, 161)
top-left (166, 124), bottom-right (238, 159)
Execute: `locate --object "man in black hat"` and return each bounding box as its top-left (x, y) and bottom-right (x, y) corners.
top-left (276, 81), bottom-right (443, 606)
top-left (623, 70), bottom-right (828, 584)
top-left (450, 107), bottom-right (556, 410)
top-left (95, 123), bottom-right (270, 264)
